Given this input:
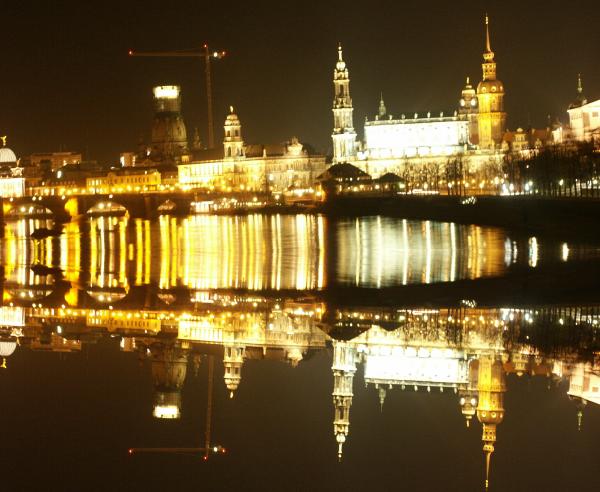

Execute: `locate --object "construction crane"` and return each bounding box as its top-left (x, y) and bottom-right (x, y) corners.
top-left (129, 44), bottom-right (226, 149)
top-left (128, 355), bottom-right (226, 460)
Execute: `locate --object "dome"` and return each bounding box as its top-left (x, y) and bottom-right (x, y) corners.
top-left (225, 106), bottom-right (240, 125)
top-left (0, 147), bottom-right (17, 164)
top-left (0, 339), bottom-right (17, 357)
top-left (477, 80), bottom-right (504, 94)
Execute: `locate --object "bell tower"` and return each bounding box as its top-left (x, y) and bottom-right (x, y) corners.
top-left (332, 340), bottom-right (357, 461)
top-left (476, 15), bottom-right (507, 150)
top-left (476, 355), bottom-right (507, 491)
top-left (224, 106), bottom-right (244, 159)
top-left (332, 43), bottom-right (357, 163)
top-left (459, 77), bottom-right (479, 145)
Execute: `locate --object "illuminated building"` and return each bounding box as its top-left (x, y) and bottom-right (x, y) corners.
top-left (551, 75), bottom-right (599, 145)
top-left (86, 169), bottom-right (161, 194)
top-left (0, 136), bottom-right (18, 169)
top-left (331, 16), bottom-right (507, 181)
top-left (0, 138), bottom-right (25, 197)
top-left (148, 85), bottom-right (189, 161)
top-left (567, 96), bottom-right (600, 144)
top-left (331, 44), bottom-right (357, 164)
top-left (502, 127), bottom-right (553, 154)
top-left (0, 177), bottom-right (26, 197)
top-left (476, 15), bottom-right (506, 150)
top-left (361, 107), bottom-right (469, 160)
top-left (178, 107), bottom-right (326, 192)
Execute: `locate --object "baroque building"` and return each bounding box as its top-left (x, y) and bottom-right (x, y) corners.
top-left (330, 16), bottom-right (507, 181)
top-left (178, 107), bottom-right (326, 192)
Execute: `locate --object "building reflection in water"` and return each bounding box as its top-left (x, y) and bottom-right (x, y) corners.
top-left (159, 214), bottom-right (326, 290)
top-left (1, 215), bottom-right (533, 302)
top-left (336, 218), bottom-right (507, 286)
top-left (1, 291), bottom-right (599, 488)
top-left (326, 307), bottom-right (600, 489)
top-left (2, 214), bottom-right (600, 488)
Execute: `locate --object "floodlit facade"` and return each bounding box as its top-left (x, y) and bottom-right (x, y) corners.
top-left (331, 16), bottom-right (507, 180)
top-left (0, 177), bottom-right (26, 197)
top-left (178, 108), bottom-right (326, 192)
top-left (362, 109), bottom-right (469, 159)
top-left (567, 98), bottom-right (600, 143)
top-left (552, 75), bottom-right (599, 145)
top-left (86, 169), bottom-right (161, 194)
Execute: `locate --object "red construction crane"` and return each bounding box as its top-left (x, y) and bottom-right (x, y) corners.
top-left (128, 355), bottom-right (226, 460)
top-left (129, 44), bottom-right (226, 149)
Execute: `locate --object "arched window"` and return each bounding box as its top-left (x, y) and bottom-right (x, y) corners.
top-left (235, 129), bottom-right (239, 137)
top-left (227, 147), bottom-right (232, 157)
top-left (226, 130), bottom-right (230, 137)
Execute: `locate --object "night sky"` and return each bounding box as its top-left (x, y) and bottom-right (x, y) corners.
top-left (2, 0), bottom-right (599, 164)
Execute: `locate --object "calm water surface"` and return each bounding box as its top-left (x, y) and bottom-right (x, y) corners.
top-left (0, 214), bottom-right (599, 491)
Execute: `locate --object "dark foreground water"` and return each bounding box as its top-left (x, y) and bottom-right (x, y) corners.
top-left (1, 214), bottom-right (599, 491)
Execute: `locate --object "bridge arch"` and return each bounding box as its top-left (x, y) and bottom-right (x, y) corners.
top-left (5, 203), bottom-right (53, 218)
top-left (86, 200), bottom-right (129, 217)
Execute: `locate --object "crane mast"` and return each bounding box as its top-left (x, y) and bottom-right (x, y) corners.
top-left (129, 44), bottom-right (226, 149)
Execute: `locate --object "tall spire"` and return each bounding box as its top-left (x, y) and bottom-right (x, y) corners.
top-left (378, 93), bottom-right (387, 119)
top-left (485, 444), bottom-right (493, 491)
top-left (332, 43), bottom-right (356, 163)
top-left (485, 14), bottom-right (492, 52)
top-left (569, 74), bottom-right (587, 108)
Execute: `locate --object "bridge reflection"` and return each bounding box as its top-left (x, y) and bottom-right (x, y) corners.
top-left (2, 214), bottom-right (600, 489)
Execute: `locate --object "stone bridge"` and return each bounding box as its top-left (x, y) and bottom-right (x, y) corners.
top-left (0, 192), bottom-right (200, 223)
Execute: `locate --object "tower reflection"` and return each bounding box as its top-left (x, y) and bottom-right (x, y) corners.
top-left (1, 214), bottom-right (600, 489)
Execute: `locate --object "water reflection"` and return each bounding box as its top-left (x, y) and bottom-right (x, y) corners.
top-left (1, 293), bottom-right (599, 490)
top-left (3, 214), bottom-right (590, 297)
top-left (159, 214), bottom-right (326, 290)
top-left (336, 218), bottom-right (507, 286)
top-left (2, 214), bottom-right (600, 490)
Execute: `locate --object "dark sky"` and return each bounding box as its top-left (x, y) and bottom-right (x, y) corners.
top-left (2, 0), bottom-right (599, 163)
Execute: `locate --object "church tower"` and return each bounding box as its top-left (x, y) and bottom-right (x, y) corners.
top-left (223, 342), bottom-right (245, 398)
top-left (332, 341), bottom-right (358, 461)
top-left (332, 43), bottom-right (357, 163)
top-left (224, 106), bottom-right (244, 159)
top-left (476, 355), bottom-right (507, 491)
top-left (568, 73), bottom-right (588, 109)
top-left (476, 15), bottom-right (506, 150)
top-left (459, 77), bottom-right (479, 145)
